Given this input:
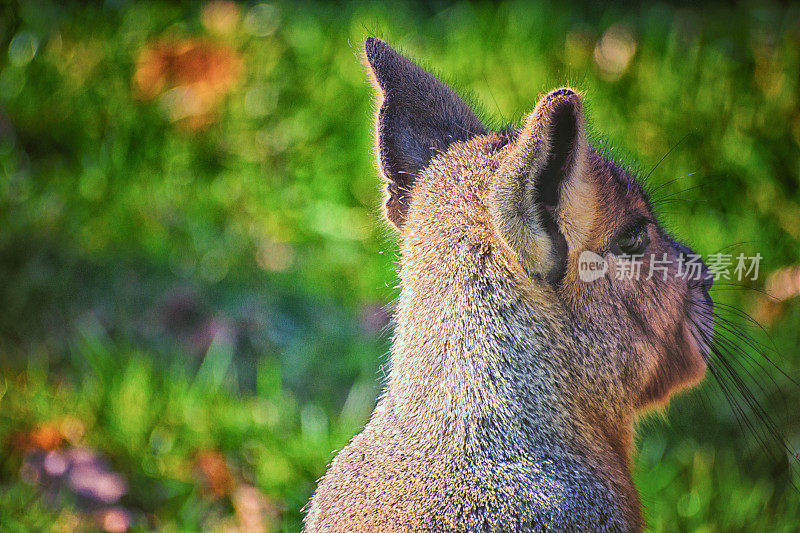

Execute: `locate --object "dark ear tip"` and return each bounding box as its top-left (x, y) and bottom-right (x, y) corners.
top-left (528, 87), bottom-right (583, 127)
top-left (544, 87), bottom-right (582, 108)
top-left (549, 88), bottom-right (578, 98)
top-left (364, 36), bottom-right (388, 64)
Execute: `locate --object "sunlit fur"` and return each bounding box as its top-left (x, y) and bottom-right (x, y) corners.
top-left (306, 38), bottom-right (714, 532)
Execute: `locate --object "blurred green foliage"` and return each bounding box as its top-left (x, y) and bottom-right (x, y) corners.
top-left (0, 0), bottom-right (799, 531)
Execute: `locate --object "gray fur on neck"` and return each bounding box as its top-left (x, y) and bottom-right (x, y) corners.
top-left (306, 192), bottom-right (640, 532)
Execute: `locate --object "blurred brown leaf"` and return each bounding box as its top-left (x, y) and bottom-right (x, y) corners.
top-left (195, 450), bottom-right (234, 498)
top-left (750, 265), bottom-right (800, 326)
top-left (751, 296), bottom-right (785, 329)
top-left (133, 38), bottom-right (242, 130)
top-left (30, 423), bottom-right (65, 450)
top-left (765, 265), bottom-right (800, 301)
top-left (10, 422), bottom-right (65, 452)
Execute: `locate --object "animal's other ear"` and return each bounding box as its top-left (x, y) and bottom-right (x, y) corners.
top-left (364, 37), bottom-right (486, 229)
top-left (493, 88), bottom-right (594, 284)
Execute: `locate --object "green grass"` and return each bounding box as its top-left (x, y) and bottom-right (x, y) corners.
top-left (1, 1), bottom-right (799, 531)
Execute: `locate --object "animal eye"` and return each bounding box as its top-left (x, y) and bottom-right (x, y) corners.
top-left (613, 224), bottom-right (650, 256)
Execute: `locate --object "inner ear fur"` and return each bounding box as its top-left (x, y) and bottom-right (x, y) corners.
top-left (493, 88), bottom-right (593, 283)
top-left (363, 37), bottom-right (486, 229)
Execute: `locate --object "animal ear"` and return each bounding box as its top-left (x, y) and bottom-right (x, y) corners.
top-left (364, 37), bottom-right (486, 229)
top-left (493, 88), bottom-right (594, 283)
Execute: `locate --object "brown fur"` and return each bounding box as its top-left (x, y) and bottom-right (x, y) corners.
top-left (305, 38), bottom-right (714, 532)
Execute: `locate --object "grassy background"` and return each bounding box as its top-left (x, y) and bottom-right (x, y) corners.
top-left (1, 1), bottom-right (799, 531)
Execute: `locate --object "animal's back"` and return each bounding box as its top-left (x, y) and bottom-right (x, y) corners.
top-left (306, 398), bottom-right (629, 532)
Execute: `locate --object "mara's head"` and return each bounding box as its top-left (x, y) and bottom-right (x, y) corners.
top-left (364, 37), bottom-right (714, 416)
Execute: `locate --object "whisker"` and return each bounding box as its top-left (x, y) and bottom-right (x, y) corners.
top-left (642, 134), bottom-right (691, 187)
top-left (650, 180), bottom-right (718, 204)
top-left (708, 241), bottom-right (760, 255)
top-left (713, 308), bottom-right (800, 389)
top-left (708, 283), bottom-right (777, 300)
top-left (689, 308), bottom-right (800, 490)
top-left (650, 198), bottom-right (710, 207)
